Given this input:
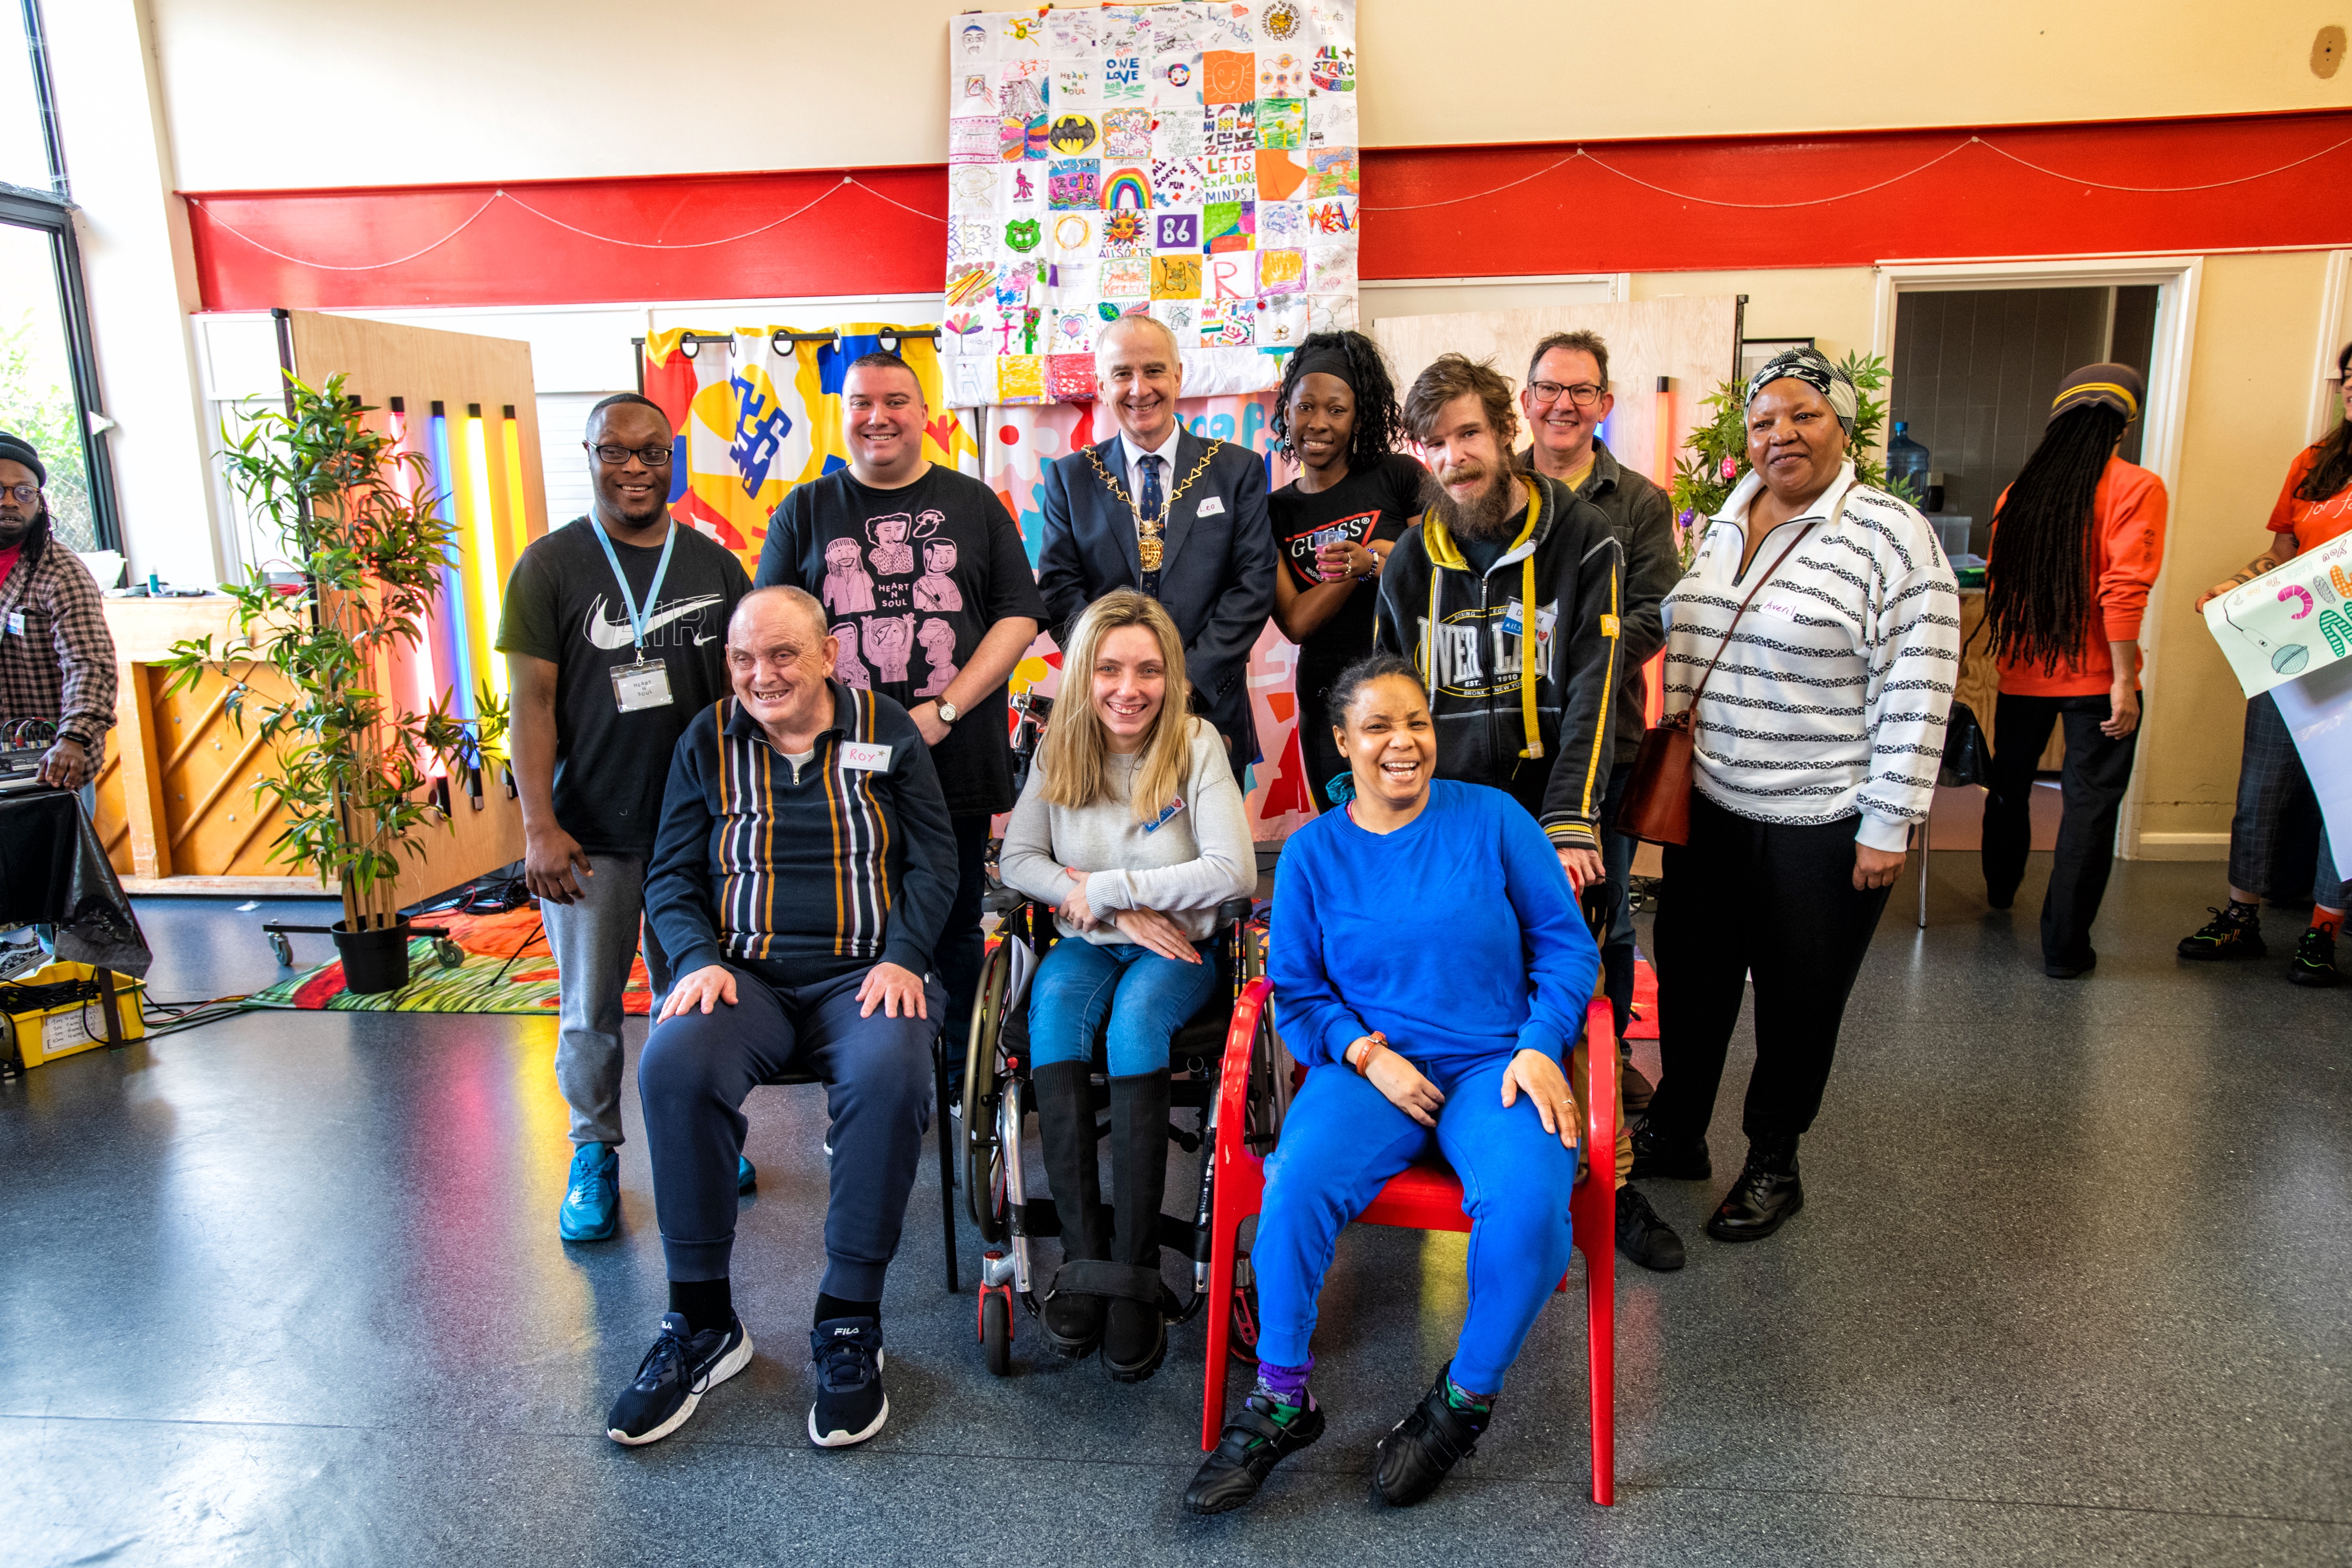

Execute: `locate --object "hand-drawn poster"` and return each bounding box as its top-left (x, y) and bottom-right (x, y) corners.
top-left (2202, 531), bottom-right (2352, 698)
top-left (945, 1), bottom-right (1360, 406)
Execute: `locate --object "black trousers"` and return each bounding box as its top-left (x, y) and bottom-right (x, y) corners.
top-left (936, 813), bottom-right (993, 1055)
top-left (1647, 794), bottom-right (1895, 1146)
top-left (1980, 691), bottom-right (2143, 967)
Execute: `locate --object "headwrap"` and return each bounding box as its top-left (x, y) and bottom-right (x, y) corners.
top-left (0, 430), bottom-right (45, 488)
top-left (2049, 362), bottom-right (2144, 424)
top-left (1745, 347), bottom-right (1857, 437)
top-left (1289, 343), bottom-right (1356, 389)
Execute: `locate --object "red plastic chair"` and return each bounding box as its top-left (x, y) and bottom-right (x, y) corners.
top-left (1199, 982), bottom-right (1617, 1505)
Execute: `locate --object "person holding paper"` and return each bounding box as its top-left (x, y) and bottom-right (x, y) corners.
top-left (1979, 365), bottom-right (2168, 979)
top-left (2177, 342), bottom-right (2351, 988)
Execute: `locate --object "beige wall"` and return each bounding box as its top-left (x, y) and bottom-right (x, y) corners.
top-left (150, 1), bottom-right (2352, 190)
top-left (1628, 257), bottom-right (2344, 859)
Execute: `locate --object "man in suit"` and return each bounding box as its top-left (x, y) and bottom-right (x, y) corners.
top-left (1038, 315), bottom-right (1277, 781)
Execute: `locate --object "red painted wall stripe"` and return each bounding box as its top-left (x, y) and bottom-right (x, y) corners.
top-left (182, 111), bottom-right (2352, 313)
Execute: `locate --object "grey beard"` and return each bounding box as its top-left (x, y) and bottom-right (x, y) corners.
top-left (1430, 470), bottom-right (1523, 541)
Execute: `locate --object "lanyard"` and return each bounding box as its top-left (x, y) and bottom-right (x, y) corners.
top-left (592, 520), bottom-right (677, 653)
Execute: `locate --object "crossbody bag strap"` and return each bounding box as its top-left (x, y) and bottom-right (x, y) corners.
top-left (1681, 521), bottom-right (1821, 724)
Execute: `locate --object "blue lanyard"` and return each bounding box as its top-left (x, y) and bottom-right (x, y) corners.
top-left (592, 520), bottom-right (677, 654)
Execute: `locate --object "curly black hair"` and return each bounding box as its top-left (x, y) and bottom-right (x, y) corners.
top-left (1270, 330), bottom-right (1406, 476)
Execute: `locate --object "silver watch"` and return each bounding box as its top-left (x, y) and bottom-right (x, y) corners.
top-left (935, 698), bottom-right (960, 725)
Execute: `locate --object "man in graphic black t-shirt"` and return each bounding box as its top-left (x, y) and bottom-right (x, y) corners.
top-left (497, 393), bottom-right (750, 1243)
top-left (756, 351), bottom-right (1045, 1051)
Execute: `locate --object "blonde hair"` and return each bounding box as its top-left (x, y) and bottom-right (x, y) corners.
top-left (1040, 590), bottom-right (1193, 822)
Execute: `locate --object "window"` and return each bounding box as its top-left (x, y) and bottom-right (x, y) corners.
top-left (1, 1), bottom-right (119, 555)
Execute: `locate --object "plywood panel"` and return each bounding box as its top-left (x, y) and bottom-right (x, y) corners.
top-left (1372, 297), bottom-right (1743, 492)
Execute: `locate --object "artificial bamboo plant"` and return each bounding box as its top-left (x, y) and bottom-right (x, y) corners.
top-left (163, 374), bottom-right (506, 932)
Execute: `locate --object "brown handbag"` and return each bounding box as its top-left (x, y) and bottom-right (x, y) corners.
top-left (1618, 524), bottom-right (1819, 847)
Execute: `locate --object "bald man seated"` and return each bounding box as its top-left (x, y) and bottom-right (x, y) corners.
top-left (1038, 313), bottom-right (1277, 781)
top-left (605, 586), bottom-right (957, 1453)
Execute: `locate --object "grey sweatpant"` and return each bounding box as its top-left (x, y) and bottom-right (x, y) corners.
top-left (544, 852), bottom-right (674, 1149)
top-left (638, 962), bottom-right (944, 1299)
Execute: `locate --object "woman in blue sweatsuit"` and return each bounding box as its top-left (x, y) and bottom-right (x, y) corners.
top-left (1184, 652), bottom-right (1599, 1516)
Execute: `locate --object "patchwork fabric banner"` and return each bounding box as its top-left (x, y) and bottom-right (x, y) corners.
top-left (642, 325), bottom-right (979, 575)
top-left (945, 2), bottom-right (1362, 406)
top-left (974, 390), bottom-right (1322, 840)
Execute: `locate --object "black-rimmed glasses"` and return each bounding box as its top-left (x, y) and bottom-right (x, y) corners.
top-left (585, 442), bottom-right (675, 467)
top-left (2, 483), bottom-right (40, 506)
top-left (1527, 381), bottom-right (1604, 408)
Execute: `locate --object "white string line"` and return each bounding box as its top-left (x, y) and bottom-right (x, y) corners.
top-left (1975, 132), bottom-right (2352, 192)
top-left (191, 178), bottom-right (941, 271)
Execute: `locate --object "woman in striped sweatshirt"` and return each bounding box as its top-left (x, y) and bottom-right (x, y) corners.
top-left (1633, 349), bottom-right (1960, 1247)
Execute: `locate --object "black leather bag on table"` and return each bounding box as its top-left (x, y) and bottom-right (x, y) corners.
top-left (1937, 620), bottom-right (1992, 789)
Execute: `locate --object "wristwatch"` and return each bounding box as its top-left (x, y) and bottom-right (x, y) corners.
top-left (935, 698), bottom-right (960, 725)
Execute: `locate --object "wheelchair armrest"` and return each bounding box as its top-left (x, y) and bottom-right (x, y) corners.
top-left (1214, 897), bottom-right (1254, 926)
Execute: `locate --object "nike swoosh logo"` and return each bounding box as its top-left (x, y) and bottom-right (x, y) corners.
top-left (583, 593), bottom-right (726, 651)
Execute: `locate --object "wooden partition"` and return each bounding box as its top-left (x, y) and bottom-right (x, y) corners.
top-left (93, 310), bottom-right (545, 902)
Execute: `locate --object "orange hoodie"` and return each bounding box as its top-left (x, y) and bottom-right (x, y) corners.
top-left (1991, 456), bottom-right (2168, 698)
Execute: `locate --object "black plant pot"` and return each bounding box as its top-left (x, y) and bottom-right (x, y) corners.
top-left (333, 920), bottom-right (414, 995)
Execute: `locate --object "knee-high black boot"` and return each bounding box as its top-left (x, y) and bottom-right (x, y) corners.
top-left (1032, 1061), bottom-right (1106, 1356)
top-left (1102, 1068), bottom-right (1172, 1381)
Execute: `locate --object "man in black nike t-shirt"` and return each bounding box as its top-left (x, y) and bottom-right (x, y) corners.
top-left (497, 393), bottom-right (750, 1242)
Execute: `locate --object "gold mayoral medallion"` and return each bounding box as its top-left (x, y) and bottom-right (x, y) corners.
top-left (1084, 439), bottom-right (1224, 575)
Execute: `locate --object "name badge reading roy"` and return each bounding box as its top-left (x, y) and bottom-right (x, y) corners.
top-left (840, 740), bottom-right (894, 772)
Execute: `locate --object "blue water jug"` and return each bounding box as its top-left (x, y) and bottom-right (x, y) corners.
top-left (1886, 422), bottom-right (1930, 501)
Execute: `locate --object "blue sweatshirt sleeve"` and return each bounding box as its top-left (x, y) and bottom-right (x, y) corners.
top-left (645, 713), bottom-right (727, 978)
top-left (1497, 798), bottom-right (1600, 1061)
top-left (1268, 827), bottom-right (1368, 1069)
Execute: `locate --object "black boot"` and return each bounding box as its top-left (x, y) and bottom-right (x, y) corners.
top-left (1032, 1062), bottom-right (1105, 1357)
top-left (1706, 1136), bottom-right (1803, 1242)
top-left (1628, 1116), bottom-right (1710, 1181)
top-left (1371, 1364), bottom-right (1491, 1507)
top-left (1102, 1069), bottom-right (1172, 1382)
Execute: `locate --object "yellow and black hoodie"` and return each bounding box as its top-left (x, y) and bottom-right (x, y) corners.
top-left (645, 681), bottom-right (958, 986)
top-left (1373, 471), bottom-right (1625, 851)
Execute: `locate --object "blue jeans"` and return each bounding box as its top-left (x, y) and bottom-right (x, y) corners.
top-left (1026, 938), bottom-right (1218, 1077)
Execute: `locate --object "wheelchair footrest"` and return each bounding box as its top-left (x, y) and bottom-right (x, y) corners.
top-left (1046, 1259), bottom-right (1166, 1308)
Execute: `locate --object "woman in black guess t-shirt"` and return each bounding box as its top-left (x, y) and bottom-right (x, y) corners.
top-left (1268, 332), bottom-right (1431, 812)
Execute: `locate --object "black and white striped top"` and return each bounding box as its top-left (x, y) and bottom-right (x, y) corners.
top-left (1660, 463), bottom-right (1961, 851)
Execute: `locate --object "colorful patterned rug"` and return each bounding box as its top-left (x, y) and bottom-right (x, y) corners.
top-left (245, 907), bottom-right (652, 1014)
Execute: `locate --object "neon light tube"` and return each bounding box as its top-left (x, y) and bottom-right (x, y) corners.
top-left (428, 404), bottom-right (476, 721)
top-left (464, 408), bottom-right (508, 700)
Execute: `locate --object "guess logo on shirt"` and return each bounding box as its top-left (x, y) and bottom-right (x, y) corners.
top-left (1282, 508), bottom-right (1379, 588)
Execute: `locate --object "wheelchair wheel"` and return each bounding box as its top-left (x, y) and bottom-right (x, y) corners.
top-left (962, 937), bottom-right (1012, 1241)
top-left (981, 1289), bottom-right (1013, 1376)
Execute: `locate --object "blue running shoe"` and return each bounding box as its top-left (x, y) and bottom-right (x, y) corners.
top-left (559, 1143), bottom-right (619, 1241)
top-left (606, 1310), bottom-right (753, 1446)
top-left (738, 1154), bottom-right (757, 1193)
top-left (807, 1318), bottom-right (888, 1447)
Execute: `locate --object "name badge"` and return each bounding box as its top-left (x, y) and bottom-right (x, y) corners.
top-left (1755, 595), bottom-right (1809, 623)
top-left (609, 659), bottom-right (674, 713)
top-left (4, 611), bottom-right (22, 636)
top-left (1499, 600), bottom-right (1555, 640)
top-left (840, 740), bottom-right (893, 771)
top-left (1195, 495), bottom-right (1225, 518)
top-left (1140, 796), bottom-right (1186, 833)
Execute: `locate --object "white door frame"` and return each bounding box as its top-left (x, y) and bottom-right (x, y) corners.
top-left (1870, 255), bottom-right (2205, 860)
top-left (2307, 250), bottom-right (2351, 446)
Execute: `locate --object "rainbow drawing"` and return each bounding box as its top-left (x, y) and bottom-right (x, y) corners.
top-left (1101, 167), bottom-right (1151, 211)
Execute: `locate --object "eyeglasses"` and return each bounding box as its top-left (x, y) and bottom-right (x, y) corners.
top-left (2, 483), bottom-right (40, 506)
top-left (585, 442), bottom-right (674, 467)
top-left (1527, 381), bottom-right (1604, 408)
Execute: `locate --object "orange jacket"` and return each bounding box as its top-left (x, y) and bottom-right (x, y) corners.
top-left (2267, 444), bottom-right (2352, 554)
top-left (1991, 457), bottom-right (2168, 698)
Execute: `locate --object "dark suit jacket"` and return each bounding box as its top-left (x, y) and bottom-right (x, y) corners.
top-left (1037, 429), bottom-right (1276, 770)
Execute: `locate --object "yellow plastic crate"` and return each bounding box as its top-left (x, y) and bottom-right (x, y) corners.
top-left (0, 960), bottom-right (148, 1070)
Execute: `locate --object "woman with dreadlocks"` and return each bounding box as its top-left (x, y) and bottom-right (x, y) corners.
top-left (2174, 341), bottom-right (2352, 988)
top-left (1266, 331), bottom-right (1431, 810)
top-left (1980, 364), bottom-right (2169, 979)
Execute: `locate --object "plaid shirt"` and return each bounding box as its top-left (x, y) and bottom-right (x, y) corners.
top-left (0, 524), bottom-right (117, 752)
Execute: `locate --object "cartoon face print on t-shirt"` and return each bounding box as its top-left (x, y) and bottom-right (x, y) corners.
top-left (867, 514), bottom-right (916, 576)
top-left (832, 621), bottom-right (873, 689)
top-left (824, 536), bottom-right (877, 614)
top-left (914, 538), bottom-right (965, 611)
top-left (862, 613), bottom-right (917, 683)
top-left (915, 618), bottom-right (960, 697)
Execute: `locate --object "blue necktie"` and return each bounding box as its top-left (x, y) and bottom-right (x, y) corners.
top-left (1138, 453), bottom-right (1165, 598)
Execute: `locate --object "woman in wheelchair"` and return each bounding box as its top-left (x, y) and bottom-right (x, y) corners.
top-left (1184, 652), bottom-right (1600, 1514)
top-left (998, 590), bottom-right (1255, 1381)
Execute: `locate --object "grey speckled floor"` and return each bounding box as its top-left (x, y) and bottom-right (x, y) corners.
top-left (4, 855), bottom-right (2348, 1567)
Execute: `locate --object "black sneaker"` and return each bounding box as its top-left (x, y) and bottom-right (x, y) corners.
top-left (1629, 1119), bottom-right (1710, 1181)
top-left (1372, 1365), bottom-right (1491, 1507)
top-left (1182, 1390), bottom-right (1326, 1515)
top-left (807, 1317), bottom-right (888, 1447)
top-left (605, 1311), bottom-right (753, 1446)
top-left (2179, 904), bottom-right (2266, 960)
top-left (2290, 925), bottom-right (2341, 988)
top-left (1615, 1185), bottom-right (1686, 1271)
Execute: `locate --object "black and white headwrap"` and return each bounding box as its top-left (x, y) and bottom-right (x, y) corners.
top-left (1746, 347), bottom-right (1857, 437)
